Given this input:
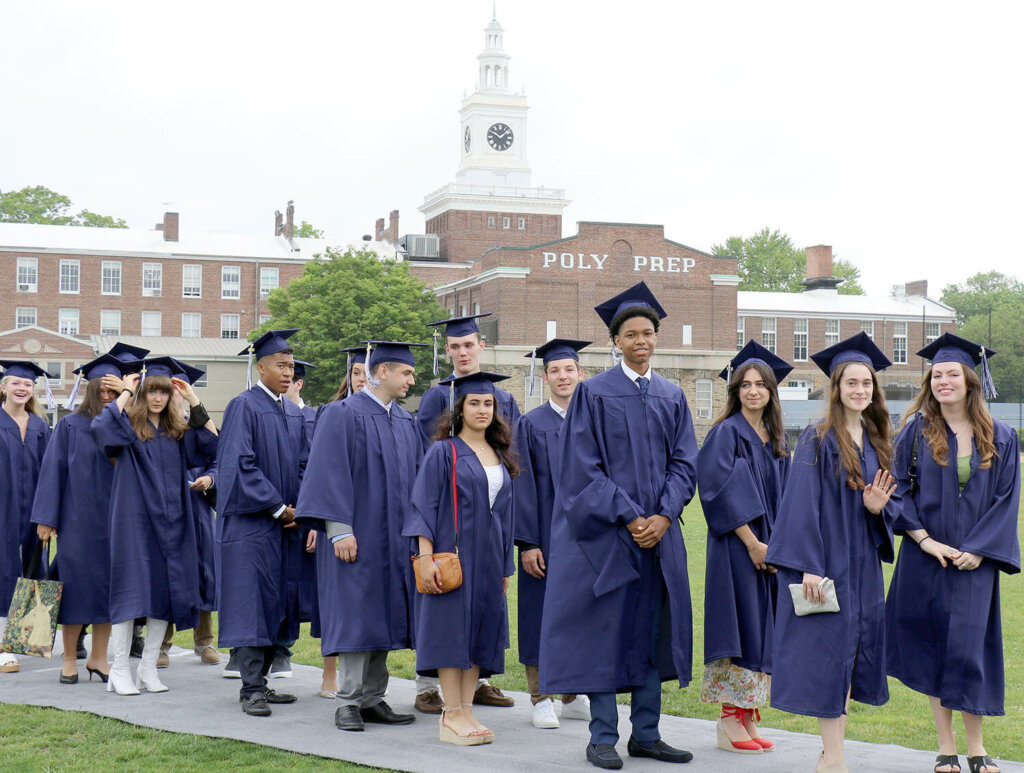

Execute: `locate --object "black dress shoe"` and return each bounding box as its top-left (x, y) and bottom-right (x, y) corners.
top-left (626, 736), bottom-right (693, 763)
top-left (265, 689), bottom-right (297, 704)
top-left (360, 701), bottom-right (415, 725)
top-left (241, 694), bottom-right (272, 717)
top-left (335, 705), bottom-right (365, 731)
top-left (586, 743), bottom-right (623, 770)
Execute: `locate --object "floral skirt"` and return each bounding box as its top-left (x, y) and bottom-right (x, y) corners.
top-left (700, 658), bottom-right (770, 708)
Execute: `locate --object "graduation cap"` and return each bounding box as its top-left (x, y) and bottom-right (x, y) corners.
top-left (292, 360), bottom-right (315, 381)
top-left (810, 331), bottom-right (892, 376)
top-left (364, 341), bottom-right (427, 369)
top-left (108, 342), bottom-right (151, 364)
top-left (720, 340), bottom-right (794, 383)
top-left (141, 356), bottom-right (181, 380)
top-left (918, 332), bottom-right (998, 399)
top-left (524, 338), bottom-right (591, 397)
top-left (169, 358), bottom-right (206, 386)
top-left (63, 347), bottom-right (146, 411)
top-left (426, 313), bottom-right (493, 375)
top-left (437, 371), bottom-right (510, 436)
top-left (340, 346), bottom-right (368, 398)
top-left (594, 281), bottom-right (668, 330)
top-left (239, 329), bottom-right (299, 389)
top-left (0, 360), bottom-right (56, 411)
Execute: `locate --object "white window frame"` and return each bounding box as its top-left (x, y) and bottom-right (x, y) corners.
top-left (761, 317), bottom-right (777, 354)
top-left (517, 217), bottom-right (526, 230)
top-left (736, 316), bottom-right (745, 350)
top-left (44, 361), bottom-right (62, 386)
top-left (926, 322), bottom-right (940, 344)
top-left (58, 308), bottom-right (80, 335)
top-left (181, 312), bottom-right (202, 338)
top-left (101, 261), bottom-right (122, 295)
top-left (142, 263), bottom-right (162, 297)
top-left (182, 264), bottom-right (202, 298)
top-left (861, 320), bottom-right (874, 340)
top-left (546, 320), bottom-right (557, 339)
top-left (16, 257), bottom-right (38, 292)
top-left (15, 307), bottom-right (37, 329)
top-left (682, 324), bottom-right (693, 346)
top-left (487, 216), bottom-right (495, 228)
top-left (258, 314), bottom-right (272, 325)
top-left (825, 319), bottom-right (840, 347)
top-left (141, 311), bottom-right (162, 337)
top-left (189, 362), bottom-right (209, 388)
top-left (100, 310), bottom-right (121, 336)
top-left (893, 321), bottom-right (908, 365)
top-left (59, 259), bottom-right (80, 294)
top-left (695, 378), bottom-right (713, 419)
top-left (502, 217), bottom-right (511, 229)
top-left (259, 267), bottom-right (279, 299)
top-left (221, 265), bottom-right (241, 299)
top-left (793, 318), bottom-right (808, 361)
top-left (220, 313), bottom-right (241, 339)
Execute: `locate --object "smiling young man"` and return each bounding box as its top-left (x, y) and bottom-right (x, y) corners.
top-left (539, 282), bottom-right (699, 769)
top-left (216, 329), bottom-right (308, 717)
top-left (514, 339), bottom-right (592, 730)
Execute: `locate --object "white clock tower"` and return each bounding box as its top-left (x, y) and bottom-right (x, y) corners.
top-left (419, 11), bottom-right (569, 262)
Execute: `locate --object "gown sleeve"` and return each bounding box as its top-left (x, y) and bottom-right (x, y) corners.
top-left (698, 422), bottom-right (765, 537)
top-left (512, 418), bottom-right (540, 548)
top-left (890, 417), bottom-right (924, 533)
top-left (960, 427), bottom-right (1022, 574)
top-left (655, 390), bottom-right (698, 521)
top-left (184, 426), bottom-right (219, 469)
top-left (30, 420), bottom-right (69, 529)
top-left (90, 401), bottom-right (137, 455)
top-left (294, 403), bottom-right (358, 529)
top-left (765, 427), bottom-right (827, 576)
top-left (217, 396), bottom-right (284, 516)
top-left (403, 441), bottom-right (448, 543)
top-left (504, 468), bottom-right (516, 577)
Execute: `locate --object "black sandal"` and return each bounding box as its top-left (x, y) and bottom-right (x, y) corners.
top-left (934, 755), bottom-right (961, 773)
top-left (967, 755), bottom-right (999, 773)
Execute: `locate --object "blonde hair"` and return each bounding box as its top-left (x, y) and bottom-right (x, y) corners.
top-left (0, 375), bottom-right (46, 419)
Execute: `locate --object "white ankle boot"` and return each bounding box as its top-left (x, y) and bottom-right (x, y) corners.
top-left (107, 621), bottom-right (140, 695)
top-left (137, 618), bottom-right (168, 692)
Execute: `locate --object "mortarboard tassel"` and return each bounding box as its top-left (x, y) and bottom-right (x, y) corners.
top-left (448, 380), bottom-right (455, 437)
top-left (528, 348), bottom-right (536, 397)
top-left (43, 376), bottom-right (56, 412)
top-left (62, 373), bottom-right (83, 411)
top-left (365, 342), bottom-right (380, 388)
top-left (980, 348), bottom-right (998, 400)
top-left (432, 328), bottom-right (440, 376)
top-left (609, 342), bottom-right (622, 368)
top-left (345, 352), bottom-right (353, 398)
top-left (245, 345), bottom-right (254, 390)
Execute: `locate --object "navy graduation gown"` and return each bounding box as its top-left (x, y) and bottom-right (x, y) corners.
top-left (538, 367), bottom-right (698, 694)
top-left (216, 386), bottom-right (307, 648)
top-left (886, 417), bottom-right (1021, 716)
top-left (296, 391), bottom-right (421, 654)
top-left (766, 425), bottom-right (897, 718)
top-left (30, 412), bottom-right (115, 624)
top-left (416, 382), bottom-right (521, 445)
top-left (183, 430), bottom-right (219, 612)
top-left (296, 404), bottom-right (319, 622)
top-left (513, 402), bottom-right (563, 666)
top-left (403, 437), bottom-right (515, 677)
top-left (0, 409), bottom-right (49, 610)
top-left (91, 403), bottom-right (215, 628)
top-left (699, 412), bottom-right (789, 673)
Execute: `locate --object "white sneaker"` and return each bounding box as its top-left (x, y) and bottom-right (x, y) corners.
top-left (0, 651), bottom-right (19, 673)
top-left (532, 697), bottom-right (560, 729)
top-left (559, 695), bottom-right (591, 720)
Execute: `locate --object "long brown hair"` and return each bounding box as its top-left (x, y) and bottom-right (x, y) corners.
top-left (713, 362), bottom-right (788, 458)
top-left (76, 377), bottom-right (109, 419)
top-left (900, 364), bottom-right (996, 469)
top-left (331, 361), bottom-right (366, 402)
top-left (815, 361), bottom-right (893, 489)
top-left (0, 375), bottom-right (46, 419)
top-left (431, 394), bottom-right (519, 477)
top-left (126, 375), bottom-right (187, 442)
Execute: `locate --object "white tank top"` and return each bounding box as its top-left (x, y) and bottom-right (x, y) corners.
top-left (483, 464), bottom-right (504, 510)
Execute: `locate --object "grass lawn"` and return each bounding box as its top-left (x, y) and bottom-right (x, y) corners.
top-left (3, 480), bottom-right (1023, 767)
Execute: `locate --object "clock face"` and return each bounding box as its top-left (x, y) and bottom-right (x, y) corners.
top-left (487, 122), bottom-right (514, 151)
top-left (464, 126), bottom-right (471, 153)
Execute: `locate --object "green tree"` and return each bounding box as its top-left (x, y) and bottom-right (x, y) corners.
top-left (940, 271), bottom-right (1024, 326)
top-left (293, 220), bottom-right (324, 238)
top-left (711, 226), bottom-right (864, 295)
top-left (0, 185), bottom-right (127, 227)
top-left (254, 247), bottom-right (445, 404)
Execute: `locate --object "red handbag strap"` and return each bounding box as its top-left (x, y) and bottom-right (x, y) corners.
top-left (449, 440), bottom-right (459, 553)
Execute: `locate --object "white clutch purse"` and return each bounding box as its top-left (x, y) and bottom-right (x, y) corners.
top-left (788, 577), bottom-right (840, 616)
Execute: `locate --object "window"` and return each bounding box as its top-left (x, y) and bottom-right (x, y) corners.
top-left (517, 217), bottom-right (525, 230)
top-left (487, 216), bottom-right (495, 228)
top-left (189, 362), bottom-right (209, 388)
top-left (58, 308), bottom-right (80, 335)
top-left (45, 362), bottom-right (61, 386)
top-left (259, 314), bottom-right (271, 325)
top-left (15, 307), bottom-right (36, 329)
top-left (502, 217), bottom-right (511, 229)
top-left (142, 263), bottom-right (162, 297)
top-left (524, 376), bottom-right (544, 411)
top-left (101, 261), bottom-right (121, 295)
top-left (59, 259), bottom-right (80, 294)
top-left (736, 316), bottom-right (745, 350)
top-left (926, 322), bottom-right (940, 344)
top-left (825, 319), bottom-right (840, 347)
top-left (695, 378), bottom-right (713, 419)
top-left (220, 313), bottom-right (240, 339)
top-left (16, 258), bottom-right (37, 292)
top-left (221, 266), bottom-right (240, 299)
top-left (546, 320), bottom-right (557, 339)
top-left (182, 265), bottom-right (202, 298)
top-left (761, 317), bottom-right (777, 353)
top-left (860, 320), bottom-right (874, 340)
top-left (460, 304), bottom-right (467, 316)
top-left (141, 311), bottom-right (162, 337)
top-left (682, 324), bottom-right (692, 346)
top-left (787, 379), bottom-right (811, 390)
top-left (181, 312), bottom-right (202, 338)
top-left (473, 302), bottom-right (481, 315)
top-left (260, 267), bottom-right (279, 299)
top-left (893, 321), bottom-right (908, 365)
top-left (793, 318), bottom-right (808, 361)
top-left (100, 310), bottom-right (121, 335)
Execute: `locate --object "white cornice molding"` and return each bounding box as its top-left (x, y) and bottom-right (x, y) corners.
top-left (432, 266), bottom-right (530, 293)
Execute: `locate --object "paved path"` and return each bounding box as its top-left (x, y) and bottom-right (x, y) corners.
top-left (1, 640), bottom-right (1021, 772)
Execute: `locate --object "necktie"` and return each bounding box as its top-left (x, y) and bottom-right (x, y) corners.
top-left (636, 376), bottom-right (649, 401)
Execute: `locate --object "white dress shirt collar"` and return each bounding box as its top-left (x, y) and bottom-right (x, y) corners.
top-left (620, 359), bottom-right (653, 385)
top-left (257, 380), bottom-right (283, 403)
top-left (363, 386), bottom-right (392, 413)
top-left (548, 399), bottom-right (567, 419)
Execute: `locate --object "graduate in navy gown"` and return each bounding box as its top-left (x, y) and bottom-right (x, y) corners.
top-left (296, 342), bottom-right (424, 732)
top-left (414, 314), bottom-right (520, 712)
top-left (513, 338), bottom-right (593, 730)
top-left (217, 329), bottom-right (307, 716)
top-left (699, 341), bottom-right (792, 755)
top-left (92, 357), bottom-right (219, 696)
top-left (32, 346), bottom-right (147, 684)
top-left (285, 360), bottom-right (318, 631)
top-left (404, 372), bottom-right (517, 745)
top-left (538, 282), bottom-right (697, 769)
top-left (0, 360), bottom-right (53, 675)
top-left (765, 332), bottom-right (899, 773)
top-left (886, 334), bottom-right (1019, 773)
top-left (158, 359), bottom-right (221, 667)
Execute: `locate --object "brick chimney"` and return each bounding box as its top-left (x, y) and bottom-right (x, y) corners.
top-left (162, 212), bottom-right (179, 242)
top-left (802, 245), bottom-right (841, 291)
top-left (284, 201), bottom-right (295, 239)
top-left (904, 279), bottom-right (928, 297)
top-left (375, 217), bottom-right (385, 241)
top-left (386, 210), bottom-right (399, 243)
top-left (274, 211), bottom-right (283, 236)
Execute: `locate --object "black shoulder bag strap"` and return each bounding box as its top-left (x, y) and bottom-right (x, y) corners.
top-left (907, 413), bottom-right (921, 498)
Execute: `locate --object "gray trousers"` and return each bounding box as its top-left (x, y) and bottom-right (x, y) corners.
top-left (337, 650), bottom-right (389, 708)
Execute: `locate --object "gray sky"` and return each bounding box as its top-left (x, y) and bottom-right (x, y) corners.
top-left (4, 1), bottom-right (1022, 296)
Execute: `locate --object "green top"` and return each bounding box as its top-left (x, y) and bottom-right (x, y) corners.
top-left (957, 454), bottom-right (971, 490)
